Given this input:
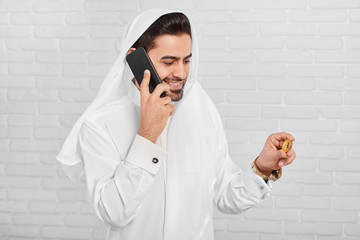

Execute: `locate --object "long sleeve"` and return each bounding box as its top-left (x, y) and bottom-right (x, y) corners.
top-left (213, 126), bottom-right (272, 214)
top-left (78, 120), bottom-right (166, 227)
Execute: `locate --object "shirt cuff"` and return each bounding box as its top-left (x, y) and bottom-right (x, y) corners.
top-left (242, 167), bottom-right (272, 200)
top-left (125, 134), bottom-right (167, 175)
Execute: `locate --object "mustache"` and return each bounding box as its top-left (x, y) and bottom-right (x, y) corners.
top-left (162, 77), bottom-right (186, 82)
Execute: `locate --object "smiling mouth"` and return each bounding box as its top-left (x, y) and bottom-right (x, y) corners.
top-left (163, 79), bottom-right (185, 91)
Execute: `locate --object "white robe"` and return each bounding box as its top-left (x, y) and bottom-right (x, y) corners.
top-left (77, 84), bottom-right (271, 240)
top-left (57, 8), bottom-right (272, 240)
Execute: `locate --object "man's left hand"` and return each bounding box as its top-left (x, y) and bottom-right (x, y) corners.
top-left (255, 132), bottom-right (296, 176)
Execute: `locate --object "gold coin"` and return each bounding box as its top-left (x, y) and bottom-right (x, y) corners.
top-left (282, 139), bottom-right (292, 153)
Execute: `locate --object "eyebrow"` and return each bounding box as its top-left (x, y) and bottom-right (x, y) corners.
top-left (160, 53), bottom-right (192, 61)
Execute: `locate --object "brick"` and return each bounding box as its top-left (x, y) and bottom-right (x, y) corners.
top-left (318, 78), bottom-right (360, 91)
top-left (310, 133), bottom-right (360, 145)
top-left (38, 102), bottom-right (88, 114)
top-left (0, 0), bottom-right (32, 12)
top-left (340, 120), bottom-right (360, 132)
top-left (0, 26), bottom-right (32, 37)
top-left (202, 23), bottom-right (257, 36)
top-left (228, 92), bottom-right (282, 104)
top-left (0, 102), bottom-right (36, 114)
top-left (344, 224), bottom-right (360, 236)
top-left (10, 139), bottom-right (60, 152)
top-left (346, 37), bottom-right (360, 49)
top-left (228, 220), bottom-right (282, 233)
top-left (60, 39), bottom-right (114, 51)
top-left (285, 222), bottom-right (342, 235)
top-left (57, 190), bottom-right (87, 201)
top-left (33, 127), bottom-right (71, 139)
top-left (0, 152), bottom-right (41, 164)
top-left (202, 77), bottom-right (256, 90)
top-left (336, 172), bottom-right (360, 184)
top-left (8, 115), bottom-right (58, 127)
top-left (66, 12), bottom-right (120, 25)
top-left (0, 176), bottom-right (41, 188)
top-left (259, 78), bottom-right (316, 91)
top-left (217, 105), bottom-right (259, 118)
top-left (35, 26), bottom-right (88, 38)
top-left (229, 37), bottom-right (284, 49)
top-left (310, 0), bottom-right (360, 8)
top-left (0, 76), bottom-right (35, 88)
top-left (0, 201), bottom-right (28, 213)
top-left (287, 37), bottom-right (343, 50)
top-left (302, 210), bottom-right (358, 223)
top-left (225, 130), bottom-right (251, 144)
top-left (256, 50), bottom-right (312, 63)
top-left (7, 189), bottom-right (57, 201)
top-left (262, 107), bottom-right (318, 119)
top-left (281, 172), bottom-right (333, 184)
top-left (232, 10), bottom-right (286, 22)
top-left (319, 24), bottom-right (360, 36)
top-left (64, 214), bottom-right (101, 227)
top-left (9, 63), bottom-right (62, 76)
top-left (197, 37), bottom-right (227, 49)
top-left (270, 182), bottom-right (301, 196)
top-left (36, 76), bottom-right (89, 89)
top-left (33, 0), bottom-right (83, 12)
top-left (11, 13), bottom-right (65, 25)
top-left (282, 119), bottom-right (338, 131)
top-left (350, 9), bottom-right (360, 22)
top-left (243, 208), bottom-right (298, 221)
top-left (303, 184), bottom-right (360, 196)
top-left (198, 63), bottom-right (228, 76)
top-left (90, 25), bottom-right (124, 38)
top-left (36, 52), bottom-right (87, 64)
top-left (319, 160), bottom-right (360, 172)
top-left (316, 51), bottom-right (360, 63)
top-left (215, 232), bottom-right (258, 240)
top-left (13, 213), bottom-right (64, 225)
top-left (284, 92), bottom-right (342, 105)
top-left (7, 89), bottom-right (58, 101)
top-left (190, 11), bottom-right (229, 23)
top-left (333, 197), bottom-right (360, 210)
top-left (348, 145), bottom-right (360, 158)
top-left (290, 10), bottom-right (346, 22)
top-left (345, 93), bottom-right (360, 104)
top-left (29, 201), bottom-right (82, 213)
top-left (59, 115), bottom-right (81, 128)
top-left (88, 52), bottom-right (118, 64)
top-left (41, 178), bottom-right (77, 190)
top-left (41, 226), bottom-right (92, 239)
top-left (260, 236), bottom-right (314, 240)
top-left (0, 213), bottom-right (12, 224)
top-left (206, 90), bottom-right (225, 104)
top-left (289, 65), bottom-right (344, 77)
top-left (348, 65), bottom-right (360, 77)
top-left (230, 64), bottom-right (286, 77)
top-left (254, 0), bottom-right (307, 8)
top-left (85, 0), bottom-right (139, 11)
top-left (276, 196), bottom-right (331, 209)
top-left (0, 51), bottom-right (34, 63)
top-left (5, 226), bottom-right (40, 237)
top-left (260, 24), bottom-right (317, 36)
top-left (5, 164), bottom-right (58, 177)
top-left (226, 119), bottom-right (279, 131)
top-left (294, 145), bottom-right (343, 159)
top-left (321, 107), bottom-right (360, 119)
top-left (197, 0), bottom-right (250, 10)
top-left (200, 49), bottom-right (253, 63)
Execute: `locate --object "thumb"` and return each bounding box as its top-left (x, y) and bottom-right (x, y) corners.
top-left (277, 150), bottom-right (287, 167)
top-left (140, 70), bottom-right (151, 95)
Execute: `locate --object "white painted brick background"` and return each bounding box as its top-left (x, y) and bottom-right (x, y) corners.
top-left (0, 0), bottom-right (360, 239)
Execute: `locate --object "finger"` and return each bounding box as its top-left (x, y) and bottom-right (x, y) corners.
top-left (140, 70), bottom-right (151, 96)
top-left (152, 82), bottom-right (170, 98)
top-left (270, 132), bottom-right (295, 149)
top-left (280, 149), bottom-right (296, 167)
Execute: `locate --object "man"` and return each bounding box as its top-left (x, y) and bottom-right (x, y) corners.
top-left (57, 9), bottom-right (296, 240)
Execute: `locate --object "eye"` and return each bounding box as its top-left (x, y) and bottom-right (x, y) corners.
top-left (184, 59), bottom-right (191, 64)
top-left (163, 61), bottom-right (173, 65)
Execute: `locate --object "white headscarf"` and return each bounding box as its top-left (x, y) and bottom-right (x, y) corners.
top-left (57, 8), bottom-right (225, 239)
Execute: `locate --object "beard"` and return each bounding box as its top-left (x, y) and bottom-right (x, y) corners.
top-left (162, 77), bottom-right (187, 102)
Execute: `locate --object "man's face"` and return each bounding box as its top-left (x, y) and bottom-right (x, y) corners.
top-left (148, 34), bottom-right (192, 102)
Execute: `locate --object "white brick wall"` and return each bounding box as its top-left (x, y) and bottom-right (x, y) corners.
top-left (1, 0), bottom-right (359, 239)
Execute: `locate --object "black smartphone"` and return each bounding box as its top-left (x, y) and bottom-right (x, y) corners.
top-left (126, 47), bottom-right (162, 94)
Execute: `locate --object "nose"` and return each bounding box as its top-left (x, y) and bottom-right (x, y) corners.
top-left (173, 63), bottom-right (187, 79)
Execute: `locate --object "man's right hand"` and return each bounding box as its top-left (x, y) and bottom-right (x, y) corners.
top-left (137, 70), bottom-right (175, 144)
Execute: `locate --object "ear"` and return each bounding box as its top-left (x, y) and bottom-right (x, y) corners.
top-left (127, 47), bottom-right (136, 55)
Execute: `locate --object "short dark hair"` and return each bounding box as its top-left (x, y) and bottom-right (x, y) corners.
top-left (131, 12), bottom-right (191, 52)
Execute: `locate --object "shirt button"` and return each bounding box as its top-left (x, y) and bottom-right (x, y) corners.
top-left (260, 186), bottom-right (264, 190)
top-left (152, 158), bottom-right (159, 164)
